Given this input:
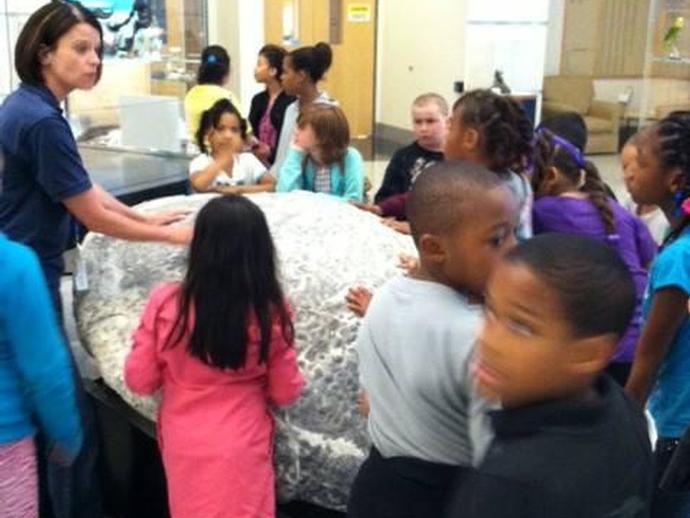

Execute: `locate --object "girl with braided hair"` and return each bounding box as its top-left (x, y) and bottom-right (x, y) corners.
top-left (346, 89), bottom-right (535, 317)
top-left (444, 89), bottom-right (535, 241)
top-left (625, 112), bottom-right (690, 516)
top-left (530, 129), bottom-right (656, 386)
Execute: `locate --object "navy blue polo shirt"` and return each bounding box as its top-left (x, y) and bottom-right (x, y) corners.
top-left (0, 84), bottom-right (92, 294)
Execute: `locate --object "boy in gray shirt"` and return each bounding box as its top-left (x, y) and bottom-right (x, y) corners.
top-left (348, 161), bottom-right (518, 518)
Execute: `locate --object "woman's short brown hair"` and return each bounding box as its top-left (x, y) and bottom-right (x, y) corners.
top-left (15, 1), bottom-right (103, 87)
top-left (297, 103), bottom-right (350, 167)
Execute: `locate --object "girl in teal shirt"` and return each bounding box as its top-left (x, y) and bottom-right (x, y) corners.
top-left (277, 104), bottom-right (364, 202)
top-left (625, 112), bottom-right (690, 516)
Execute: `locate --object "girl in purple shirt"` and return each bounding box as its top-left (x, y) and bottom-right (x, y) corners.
top-left (530, 130), bottom-right (656, 386)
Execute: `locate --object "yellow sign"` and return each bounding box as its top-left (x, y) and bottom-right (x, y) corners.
top-left (348, 3), bottom-right (371, 23)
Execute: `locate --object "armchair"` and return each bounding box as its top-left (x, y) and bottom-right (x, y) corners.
top-left (542, 75), bottom-right (621, 154)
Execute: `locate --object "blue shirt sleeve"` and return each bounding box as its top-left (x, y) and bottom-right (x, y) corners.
top-left (651, 238), bottom-right (690, 296)
top-left (28, 117), bottom-right (92, 202)
top-left (0, 240), bottom-right (83, 457)
top-left (276, 147), bottom-right (306, 193)
top-left (341, 148), bottom-right (365, 202)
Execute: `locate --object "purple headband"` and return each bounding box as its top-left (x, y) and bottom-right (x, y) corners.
top-left (535, 128), bottom-right (586, 169)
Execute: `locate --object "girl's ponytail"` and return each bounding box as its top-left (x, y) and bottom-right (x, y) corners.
top-left (533, 129), bottom-right (616, 238)
top-left (453, 90), bottom-right (533, 175)
top-left (289, 42), bottom-right (333, 83)
top-left (582, 161), bottom-right (616, 236)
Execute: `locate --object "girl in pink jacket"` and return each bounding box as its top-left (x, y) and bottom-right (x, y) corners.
top-left (125, 195), bottom-right (304, 518)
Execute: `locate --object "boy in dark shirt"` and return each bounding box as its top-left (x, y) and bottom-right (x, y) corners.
top-left (446, 234), bottom-right (654, 518)
top-left (354, 93), bottom-right (447, 221)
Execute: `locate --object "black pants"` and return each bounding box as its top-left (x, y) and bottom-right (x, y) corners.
top-left (37, 284), bottom-right (102, 518)
top-left (347, 447), bottom-right (465, 518)
top-left (652, 438), bottom-right (690, 518)
top-left (605, 362), bottom-right (632, 387)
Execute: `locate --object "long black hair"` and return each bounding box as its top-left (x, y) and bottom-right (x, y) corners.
top-left (166, 196), bottom-right (294, 369)
top-left (195, 98), bottom-right (248, 153)
top-left (531, 129), bottom-right (616, 236)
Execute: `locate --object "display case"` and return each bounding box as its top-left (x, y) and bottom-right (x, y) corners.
top-left (0, 1), bottom-right (208, 201)
top-left (67, 0), bottom-right (206, 154)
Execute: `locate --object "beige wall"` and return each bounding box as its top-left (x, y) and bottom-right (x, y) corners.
top-left (206, 0), bottom-right (239, 95)
top-left (217, 0), bottom-right (463, 133)
top-left (206, 0), bottom-right (468, 133)
top-left (375, 0), bottom-right (467, 130)
top-left (545, 0), bottom-right (565, 76)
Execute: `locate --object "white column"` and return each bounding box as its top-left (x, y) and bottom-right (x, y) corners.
top-left (206, 0), bottom-right (264, 112)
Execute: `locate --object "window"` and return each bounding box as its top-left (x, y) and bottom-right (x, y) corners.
top-left (1, 0), bottom-right (207, 153)
top-left (464, 0), bottom-right (549, 93)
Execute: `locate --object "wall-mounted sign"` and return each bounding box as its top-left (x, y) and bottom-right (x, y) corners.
top-left (347, 3), bottom-right (371, 23)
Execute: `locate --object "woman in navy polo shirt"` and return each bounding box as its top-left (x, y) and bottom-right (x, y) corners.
top-left (0, 3), bottom-right (190, 517)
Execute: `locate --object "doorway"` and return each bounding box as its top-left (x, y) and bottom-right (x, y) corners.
top-left (264, 0), bottom-right (376, 146)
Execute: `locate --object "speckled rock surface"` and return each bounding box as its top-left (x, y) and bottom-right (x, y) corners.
top-left (74, 192), bottom-right (416, 510)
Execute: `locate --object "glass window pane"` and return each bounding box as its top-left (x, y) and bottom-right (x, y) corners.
top-left (465, 24), bottom-right (547, 93)
top-left (65, 0), bottom-right (206, 154)
top-left (467, 0), bottom-right (549, 23)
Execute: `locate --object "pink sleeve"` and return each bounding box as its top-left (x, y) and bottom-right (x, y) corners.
top-left (267, 305), bottom-right (304, 407)
top-left (124, 288), bottom-right (167, 395)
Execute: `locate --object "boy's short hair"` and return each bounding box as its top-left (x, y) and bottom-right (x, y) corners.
top-left (412, 93), bottom-right (449, 117)
top-left (407, 161), bottom-right (503, 244)
top-left (505, 234), bottom-right (636, 339)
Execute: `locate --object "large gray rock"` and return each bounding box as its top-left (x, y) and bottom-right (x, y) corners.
top-left (74, 192), bottom-right (416, 510)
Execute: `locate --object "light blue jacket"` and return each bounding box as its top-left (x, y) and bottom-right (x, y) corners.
top-left (0, 234), bottom-right (82, 457)
top-left (276, 147), bottom-right (364, 202)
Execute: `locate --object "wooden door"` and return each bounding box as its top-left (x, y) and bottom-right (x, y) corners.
top-left (264, 0), bottom-right (376, 139)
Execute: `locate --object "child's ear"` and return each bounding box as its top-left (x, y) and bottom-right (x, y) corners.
top-left (566, 334), bottom-right (615, 377)
top-left (464, 128), bottom-right (480, 152)
top-left (547, 167), bottom-right (560, 182)
top-left (668, 166), bottom-right (686, 194)
top-left (540, 167), bottom-right (561, 194)
top-left (418, 234), bottom-right (446, 263)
